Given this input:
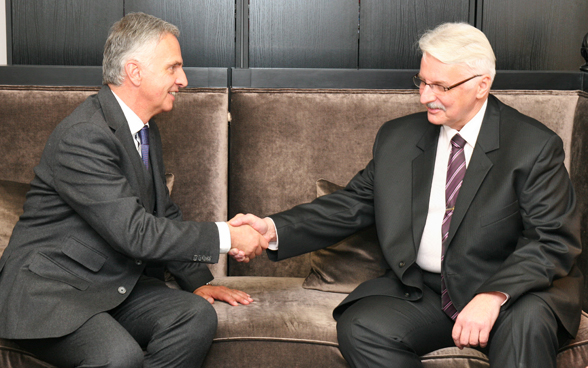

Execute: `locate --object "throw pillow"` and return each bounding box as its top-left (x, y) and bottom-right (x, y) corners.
top-left (302, 179), bottom-right (386, 293)
top-left (0, 180), bottom-right (30, 257)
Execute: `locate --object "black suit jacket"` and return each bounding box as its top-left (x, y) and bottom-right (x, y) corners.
top-left (0, 86), bottom-right (218, 339)
top-left (269, 95), bottom-right (583, 336)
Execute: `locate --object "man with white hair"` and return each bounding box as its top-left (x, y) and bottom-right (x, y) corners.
top-left (0, 12), bottom-right (267, 368)
top-left (231, 22), bottom-right (582, 367)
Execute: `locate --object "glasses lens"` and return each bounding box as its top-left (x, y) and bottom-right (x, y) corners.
top-left (413, 76), bottom-right (423, 89)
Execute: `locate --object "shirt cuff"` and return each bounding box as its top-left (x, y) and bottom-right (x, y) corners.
top-left (216, 222), bottom-right (231, 254)
top-left (266, 217), bottom-right (279, 250)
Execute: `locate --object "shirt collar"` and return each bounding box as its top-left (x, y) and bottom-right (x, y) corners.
top-left (111, 90), bottom-right (149, 136)
top-left (441, 99), bottom-right (488, 148)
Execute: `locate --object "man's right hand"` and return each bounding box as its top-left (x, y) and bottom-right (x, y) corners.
top-left (227, 222), bottom-right (268, 263)
top-left (229, 214), bottom-right (277, 243)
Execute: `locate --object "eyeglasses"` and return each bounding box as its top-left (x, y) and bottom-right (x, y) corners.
top-left (413, 74), bottom-right (482, 94)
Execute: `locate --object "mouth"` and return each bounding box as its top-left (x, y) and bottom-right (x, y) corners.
top-left (169, 91), bottom-right (177, 97)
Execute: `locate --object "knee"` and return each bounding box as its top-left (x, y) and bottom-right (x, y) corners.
top-left (173, 295), bottom-right (218, 344)
top-left (100, 340), bottom-right (144, 368)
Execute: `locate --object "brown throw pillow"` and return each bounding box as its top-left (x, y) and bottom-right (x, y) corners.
top-left (302, 179), bottom-right (386, 293)
top-left (0, 180), bottom-right (30, 257)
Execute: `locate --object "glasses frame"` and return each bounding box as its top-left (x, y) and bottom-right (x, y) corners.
top-left (413, 74), bottom-right (482, 93)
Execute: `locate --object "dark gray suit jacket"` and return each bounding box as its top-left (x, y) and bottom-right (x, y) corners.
top-left (269, 95), bottom-right (583, 337)
top-left (0, 86), bottom-right (219, 339)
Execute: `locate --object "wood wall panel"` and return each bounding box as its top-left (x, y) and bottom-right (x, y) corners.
top-left (249, 0), bottom-right (359, 68)
top-left (126, 0), bottom-right (235, 68)
top-left (11, 0), bottom-right (121, 65)
top-left (359, 0), bottom-right (471, 69)
top-left (482, 0), bottom-right (587, 70)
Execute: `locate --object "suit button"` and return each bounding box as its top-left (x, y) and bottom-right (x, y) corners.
top-left (398, 261), bottom-right (405, 268)
top-left (118, 286), bottom-right (127, 294)
top-left (405, 292), bottom-right (410, 298)
top-left (135, 260), bottom-right (142, 265)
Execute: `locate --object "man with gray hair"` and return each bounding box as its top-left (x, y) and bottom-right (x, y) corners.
top-left (0, 12), bottom-right (266, 367)
top-left (231, 22), bottom-right (582, 367)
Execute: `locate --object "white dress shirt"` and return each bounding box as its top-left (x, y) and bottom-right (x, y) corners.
top-left (416, 100), bottom-right (487, 272)
top-left (111, 90), bottom-right (230, 254)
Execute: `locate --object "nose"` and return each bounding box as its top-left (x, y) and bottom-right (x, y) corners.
top-left (176, 67), bottom-right (188, 88)
top-left (419, 84), bottom-right (436, 105)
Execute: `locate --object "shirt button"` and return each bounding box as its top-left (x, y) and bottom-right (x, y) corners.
top-left (118, 286), bottom-right (127, 294)
top-left (405, 292), bottom-right (411, 298)
top-left (135, 260), bottom-right (142, 265)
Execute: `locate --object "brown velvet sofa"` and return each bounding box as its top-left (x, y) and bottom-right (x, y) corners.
top-left (1, 79), bottom-right (588, 367)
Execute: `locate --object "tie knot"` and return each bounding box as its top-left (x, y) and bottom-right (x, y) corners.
top-left (451, 133), bottom-right (466, 149)
top-left (138, 125), bottom-right (149, 145)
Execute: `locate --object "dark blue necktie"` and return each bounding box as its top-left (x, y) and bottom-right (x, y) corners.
top-left (138, 125), bottom-right (149, 169)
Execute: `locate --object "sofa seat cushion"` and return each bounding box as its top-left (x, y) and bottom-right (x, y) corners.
top-left (203, 276), bottom-right (349, 367)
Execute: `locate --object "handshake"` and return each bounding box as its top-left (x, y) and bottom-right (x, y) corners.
top-left (226, 214), bottom-right (277, 263)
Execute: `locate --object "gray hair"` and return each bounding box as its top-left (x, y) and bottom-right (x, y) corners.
top-left (102, 12), bottom-right (180, 85)
top-left (418, 22), bottom-right (496, 81)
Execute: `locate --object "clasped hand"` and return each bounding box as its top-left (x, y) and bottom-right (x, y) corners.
top-left (227, 214), bottom-right (276, 262)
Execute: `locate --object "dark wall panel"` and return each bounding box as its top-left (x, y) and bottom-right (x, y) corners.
top-left (359, 0), bottom-right (471, 69)
top-left (482, 0), bottom-right (587, 71)
top-left (126, 0), bottom-right (235, 68)
top-left (11, 0), bottom-right (122, 65)
top-left (249, 0), bottom-right (359, 68)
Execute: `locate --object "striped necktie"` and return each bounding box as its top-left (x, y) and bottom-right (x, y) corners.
top-left (138, 125), bottom-right (149, 170)
top-left (441, 133), bottom-right (466, 320)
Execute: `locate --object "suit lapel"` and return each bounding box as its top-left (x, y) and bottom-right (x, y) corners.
top-left (148, 121), bottom-right (167, 216)
top-left (97, 86), bottom-right (153, 208)
top-left (412, 124), bottom-right (440, 251)
top-left (445, 95), bottom-right (501, 245)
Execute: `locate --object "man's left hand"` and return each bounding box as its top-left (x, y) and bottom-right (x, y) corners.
top-left (452, 292), bottom-right (506, 349)
top-left (194, 285), bottom-right (254, 306)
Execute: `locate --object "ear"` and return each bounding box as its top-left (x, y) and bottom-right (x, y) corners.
top-left (124, 60), bottom-right (142, 87)
top-left (476, 75), bottom-right (492, 99)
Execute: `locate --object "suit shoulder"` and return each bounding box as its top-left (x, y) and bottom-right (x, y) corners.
top-left (494, 96), bottom-right (558, 139)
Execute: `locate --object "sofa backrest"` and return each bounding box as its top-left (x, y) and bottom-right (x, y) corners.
top-left (228, 88), bottom-right (588, 289)
top-left (0, 85), bottom-right (229, 278)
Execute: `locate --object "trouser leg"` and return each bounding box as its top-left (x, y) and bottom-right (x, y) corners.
top-left (488, 293), bottom-right (566, 368)
top-left (15, 312), bottom-right (144, 368)
top-left (110, 276), bottom-right (217, 368)
top-left (336, 285), bottom-right (455, 368)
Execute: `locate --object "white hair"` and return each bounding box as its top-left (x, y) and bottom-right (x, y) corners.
top-left (102, 12), bottom-right (180, 85)
top-left (418, 22), bottom-right (496, 81)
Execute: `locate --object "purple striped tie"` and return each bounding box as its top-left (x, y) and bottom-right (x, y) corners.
top-left (138, 126), bottom-right (149, 169)
top-left (441, 133), bottom-right (466, 320)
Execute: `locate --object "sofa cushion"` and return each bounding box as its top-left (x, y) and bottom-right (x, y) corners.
top-left (302, 179), bottom-right (385, 293)
top-left (204, 276), bottom-right (349, 368)
top-left (0, 180), bottom-right (30, 257)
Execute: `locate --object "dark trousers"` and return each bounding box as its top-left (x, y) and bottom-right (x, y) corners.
top-left (337, 271), bottom-right (565, 368)
top-left (16, 276), bottom-right (217, 368)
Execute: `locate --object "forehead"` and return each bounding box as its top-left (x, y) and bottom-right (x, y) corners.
top-left (152, 33), bottom-right (183, 64)
top-left (419, 54), bottom-right (468, 82)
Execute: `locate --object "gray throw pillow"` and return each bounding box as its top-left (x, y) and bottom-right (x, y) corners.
top-left (302, 179), bottom-right (386, 293)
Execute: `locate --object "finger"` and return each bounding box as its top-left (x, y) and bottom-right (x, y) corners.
top-left (452, 323), bottom-right (463, 349)
top-left (229, 213), bottom-right (255, 226)
top-left (478, 328), bottom-right (490, 348)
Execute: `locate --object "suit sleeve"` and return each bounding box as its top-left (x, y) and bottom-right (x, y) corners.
top-left (268, 153), bottom-right (377, 261)
top-left (476, 134), bottom-right (581, 306)
top-left (51, 121), bottom-right (220, 264)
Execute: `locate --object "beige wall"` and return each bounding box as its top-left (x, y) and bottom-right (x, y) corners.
top-left (0, 0), bottom-right (6, 65)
